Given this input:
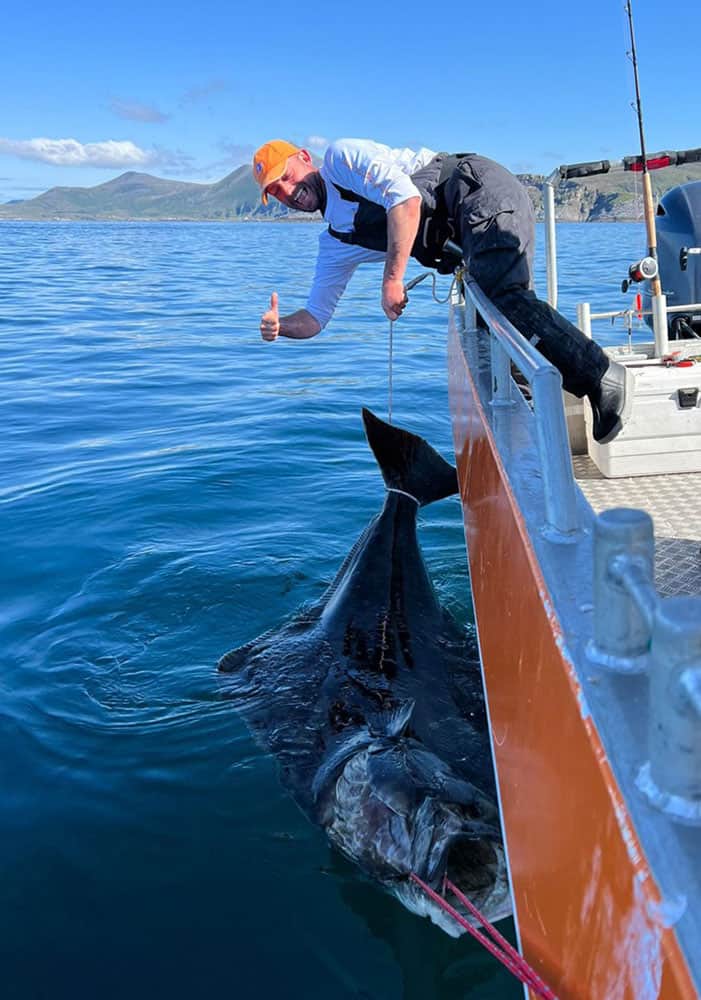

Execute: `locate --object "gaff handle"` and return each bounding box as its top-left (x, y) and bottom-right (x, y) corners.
top-left (558, 160), bottom-right (611, 179)
top-left (405, 273), bottom-right (432, 292)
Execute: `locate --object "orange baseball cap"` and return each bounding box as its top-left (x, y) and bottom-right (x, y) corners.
top-left (252, 139), bottom-right (301, 205)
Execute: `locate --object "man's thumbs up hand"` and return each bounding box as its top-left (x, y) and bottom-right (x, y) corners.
top-left (260, 292), bottom-right (280, 341)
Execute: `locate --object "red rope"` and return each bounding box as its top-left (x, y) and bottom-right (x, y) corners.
top-left (409, 872), bottom-right (558, 999)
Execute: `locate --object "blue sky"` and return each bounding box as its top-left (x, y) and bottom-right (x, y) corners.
top-left (2, 0), bottom-right (700, 202)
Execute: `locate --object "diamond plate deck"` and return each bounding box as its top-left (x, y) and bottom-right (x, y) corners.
top-left (573, 456), bottom-right (701, 597)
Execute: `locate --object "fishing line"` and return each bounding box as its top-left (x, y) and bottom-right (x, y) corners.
top-left (388, 319), bottom-right (394, 424)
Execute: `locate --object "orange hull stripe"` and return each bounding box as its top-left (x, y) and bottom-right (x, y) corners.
top-left (448, 326), bottom-right (696, 1000)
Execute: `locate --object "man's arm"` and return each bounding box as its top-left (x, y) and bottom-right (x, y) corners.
top-left (382, 197), bottom-right (422, 321)
top-left (322, 140), bottom-right (427, 322)
top-left (260, 292), bottom-right (321, 341)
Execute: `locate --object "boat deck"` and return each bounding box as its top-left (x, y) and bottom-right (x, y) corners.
top-left (573, 457), bottom-right (701, 598)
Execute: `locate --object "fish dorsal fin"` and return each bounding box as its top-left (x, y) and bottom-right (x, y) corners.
top-left (361, 409), bottom-right (457, 508)
top-left (367, 699), bottom-right (415, 739)
top-left (217, 640), bottom-right (257, 673)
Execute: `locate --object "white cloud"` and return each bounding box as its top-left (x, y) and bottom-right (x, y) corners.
top-left (0, 137), bottom-right (157, 168)
top-left (305, 135), bottom-right (329, 151)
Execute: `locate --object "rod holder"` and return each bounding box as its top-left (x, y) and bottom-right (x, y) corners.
top-left (651, 292), bottom-right (669, 358)
top-left (587, 508), bottom-right (655, 673)
top-left (637, 597), bottom-right (701, 825)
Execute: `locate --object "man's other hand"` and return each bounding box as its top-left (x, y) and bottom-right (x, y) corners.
top-left (381, 279), bottom-right (408, 321)
top-left (261, 292), bottom-right (280, 341)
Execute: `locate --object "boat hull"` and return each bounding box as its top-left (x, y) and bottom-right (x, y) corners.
top-left (447, 309), bottom-right (697, 1000)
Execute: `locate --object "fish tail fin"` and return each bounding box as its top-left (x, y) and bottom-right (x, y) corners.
top-left (361, 409), bottom-right (458, 507)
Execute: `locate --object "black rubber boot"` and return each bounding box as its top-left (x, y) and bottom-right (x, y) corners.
top-left (587, 359), bottom-right (634, 443)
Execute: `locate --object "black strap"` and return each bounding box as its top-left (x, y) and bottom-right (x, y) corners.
top-left (327, 153), bottom-right (473, 261)
top-left (436, 153), bottom-right (469, 186)
top-left (333, 183), bottom-right (362, 203)
top-left (328, 183), bottom-right (365, 244)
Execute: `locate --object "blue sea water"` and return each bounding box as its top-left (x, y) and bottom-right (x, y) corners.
top-left (1, 220), bottom-right (646, 1000)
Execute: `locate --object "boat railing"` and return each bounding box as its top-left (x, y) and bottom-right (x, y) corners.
top-left (460, 275), bottom-right (580, 540)
top-left (589, 507), bottom-right (701, 826)
top-left (576, 300), bottom-right (701, 346)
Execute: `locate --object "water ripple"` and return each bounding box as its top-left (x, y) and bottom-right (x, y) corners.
top-left (0, 219), bottom-right (646, 999)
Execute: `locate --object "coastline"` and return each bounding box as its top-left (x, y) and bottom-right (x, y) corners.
top-left (0, 215), bottom-right (645, 224)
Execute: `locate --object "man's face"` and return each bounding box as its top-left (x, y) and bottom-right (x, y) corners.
top-left (266, 151), bottom-right (324, 212)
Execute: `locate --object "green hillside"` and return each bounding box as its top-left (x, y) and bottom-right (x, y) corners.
top-left (522, 163), bottom-right (701, 221)
top-left (0, 166), bottom-right (293, 221)
top-left (3, 160), bottom-right (701, 222)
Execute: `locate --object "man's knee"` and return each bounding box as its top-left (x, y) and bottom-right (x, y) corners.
top-left (466, 244), bottom-right (533, 300)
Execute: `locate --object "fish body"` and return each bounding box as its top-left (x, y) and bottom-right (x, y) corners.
top-left (219, 409), bottom-right (510, 934)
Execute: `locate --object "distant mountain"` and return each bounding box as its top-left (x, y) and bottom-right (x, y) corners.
top-left (0, 166), bottom-right (298, 221)
top-left (520, 163), bottom-right (701, 221)
top-left (2, 161), bottom-right (701, 222)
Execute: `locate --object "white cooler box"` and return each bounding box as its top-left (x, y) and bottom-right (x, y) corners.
top-left (585, 346), bottom-right (701, 478)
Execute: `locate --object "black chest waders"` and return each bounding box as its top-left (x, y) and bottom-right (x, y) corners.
top-left (327, 153), bottom-right (468, 274)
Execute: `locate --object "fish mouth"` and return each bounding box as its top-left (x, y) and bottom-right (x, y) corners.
top-left (400, 827), bottom-right (512, 937)
top-left (443, 831), bottom-right (508, 908)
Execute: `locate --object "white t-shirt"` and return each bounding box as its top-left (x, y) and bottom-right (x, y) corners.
top-left (305, 139), bottom-right (437, 329)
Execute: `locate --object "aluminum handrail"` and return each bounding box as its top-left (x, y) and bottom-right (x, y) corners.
top-left (462, 276), bottom-right (580, 539)
top-left (576, 299), bottom-right (701, 342)
top-left (588, 302), bottom-right (701, 322)
top-left (465, 277), bottom-right (547, 380)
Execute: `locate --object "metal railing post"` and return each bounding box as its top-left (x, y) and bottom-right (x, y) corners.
top-left (544, 181), bottom-right (558, 309)
top-left (587, 508), bottom-right (655, 673)
top-left (576, 302), bottom-right (592, 339)
top-left (465, 295), bottom-right (477, 332)
top-left (531, 367), bottom-right (579, 537)
top-left (490, 338), bottom-right (513, 406)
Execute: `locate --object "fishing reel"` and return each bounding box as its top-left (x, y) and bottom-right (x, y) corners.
top-left (621, 256), bottom-right (658, 293)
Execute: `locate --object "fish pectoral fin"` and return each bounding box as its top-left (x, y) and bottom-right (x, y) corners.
top-left (442, 776), bottom-right (499, 818)
top-left (460, 820), bottom-right (502, 841)
top-left (367, 699), bottom-right (415, 739)
top-left (217, 641), bottom-right (257, 673)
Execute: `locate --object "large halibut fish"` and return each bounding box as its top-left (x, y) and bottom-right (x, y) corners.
top-left (219, 409), bottom-right (510, 934)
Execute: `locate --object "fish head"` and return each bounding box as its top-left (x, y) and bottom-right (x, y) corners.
top-left (322, 737), bottom-right (511, 935)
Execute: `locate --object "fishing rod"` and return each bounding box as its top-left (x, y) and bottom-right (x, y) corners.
top-left (625, 0), bottom-right (662, 298)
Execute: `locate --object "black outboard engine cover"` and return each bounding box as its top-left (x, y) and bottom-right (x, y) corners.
top-left (645, 181), bottom-right (701, 338)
